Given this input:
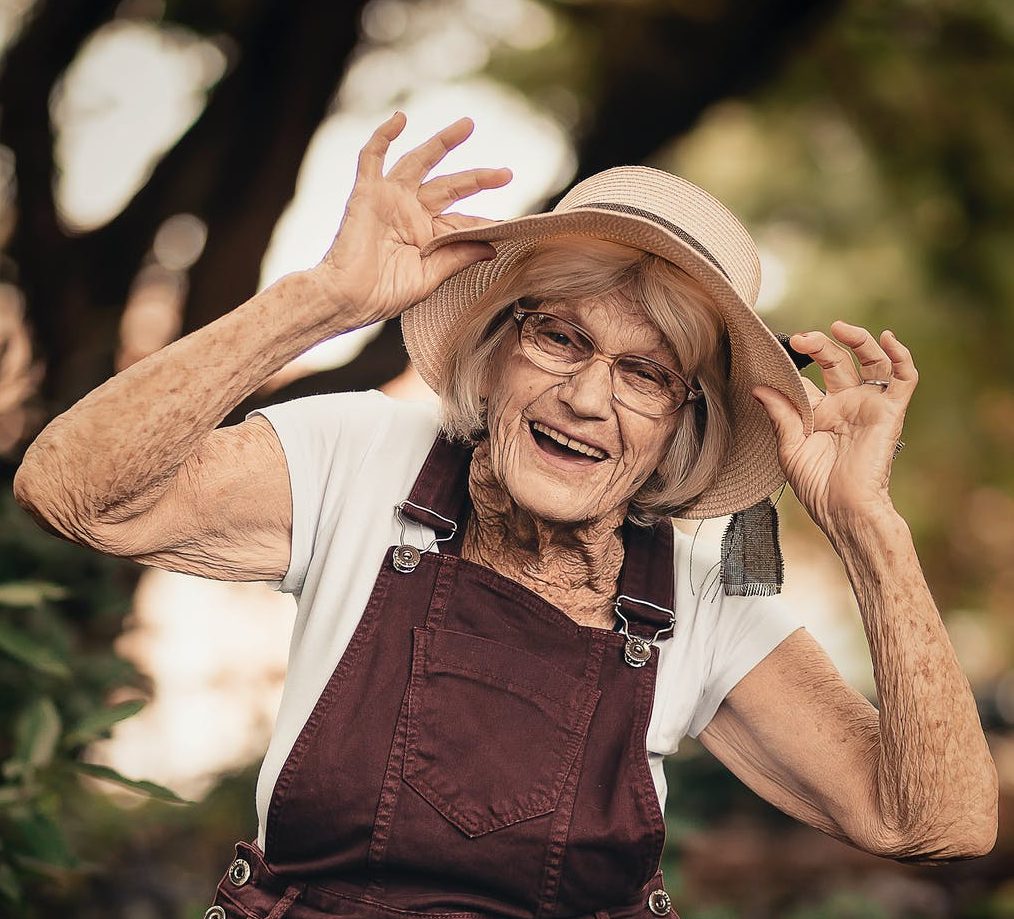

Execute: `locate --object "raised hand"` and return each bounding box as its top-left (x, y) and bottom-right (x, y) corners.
top-left (310, 112), bottom-right (513, 328)
top-left (752, 321), bottom-right (918, 533)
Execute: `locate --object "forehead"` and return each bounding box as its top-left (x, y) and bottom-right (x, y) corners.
top-left (549, 296), bottom-right (670, 355)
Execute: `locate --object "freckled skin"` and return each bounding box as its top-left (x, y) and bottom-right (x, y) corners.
top-left (462, 296), bottom-right (680, 628)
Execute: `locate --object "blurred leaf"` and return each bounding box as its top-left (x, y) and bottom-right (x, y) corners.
top-left (8, 811), bottom-right (76, 870)
top-left (12, 697), bottom-right (61, 770)
top-left (0, 623), bottom-right (70, 678)
top-left (0, 862), bottom-right (21, 903)
top-left (64, 699), bottom-right (145, 747)
top-left (73, 762), bottom-right (191, 805)
top-left (0, 582), bottom-right (69, 608)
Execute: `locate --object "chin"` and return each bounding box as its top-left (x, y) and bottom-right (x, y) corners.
top-left (505, 476), bottom-right (604, 526)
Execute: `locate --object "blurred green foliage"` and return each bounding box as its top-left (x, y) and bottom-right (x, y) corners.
top-left (0, 494), bottom-right (187, 914)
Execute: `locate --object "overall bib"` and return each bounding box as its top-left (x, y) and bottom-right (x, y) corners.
top-left (206, 436), bottom-right (680, 919)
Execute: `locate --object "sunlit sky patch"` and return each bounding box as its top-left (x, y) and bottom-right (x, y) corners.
top-left (51, 19), bottom-right (225, 231)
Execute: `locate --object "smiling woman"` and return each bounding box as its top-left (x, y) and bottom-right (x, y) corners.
top-left (437, 236), bottom-right (733, 524)
top-left (13, 113), bottom-right (998, 919)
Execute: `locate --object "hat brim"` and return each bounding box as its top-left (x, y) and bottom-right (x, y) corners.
top-left (402, 207), bottom-right (813, 519)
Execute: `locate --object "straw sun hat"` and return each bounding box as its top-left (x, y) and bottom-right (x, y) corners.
top-left (401, 165), bottom-right (813, 521)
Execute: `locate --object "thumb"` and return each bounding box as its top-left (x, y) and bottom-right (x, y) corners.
top-left (422, 241), bottom-right (496, 288)
top-left (752, 385), bottom-right (805, 453)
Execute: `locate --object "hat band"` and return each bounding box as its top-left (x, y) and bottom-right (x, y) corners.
top-left (573, 201), bottom-right (732, 281)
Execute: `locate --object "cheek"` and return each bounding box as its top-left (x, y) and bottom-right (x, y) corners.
top-left (620, 421), bottom-right (677, 483)
top-left (484, 356), bottom-right (543, 470)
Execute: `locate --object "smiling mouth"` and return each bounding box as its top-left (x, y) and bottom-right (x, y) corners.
top-left (529, 421), bottom-right (609, 464)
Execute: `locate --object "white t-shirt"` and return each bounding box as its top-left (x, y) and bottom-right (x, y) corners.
top-left (250, 390), bottom-right (804, 851)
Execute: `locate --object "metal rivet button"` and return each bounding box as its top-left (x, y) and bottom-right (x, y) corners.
top-left (204, 907), bottom-right (227, 919)
top-left (647, 888), bottom-right (672, 916)
top-left (393, 544), bottom-right (421, 573)
top-left (624, 637), bottom-right (652, 668)
top-left (228, 857), bottom-right (251, 886)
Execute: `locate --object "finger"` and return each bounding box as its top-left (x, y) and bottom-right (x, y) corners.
top-left (387, 116), bottom-right (476, 185)
top-left (433, 212), bottom-right (501, 233)
top-left (418, 167), bottom-right (513, 213)
top-left (422, 241), bottom-right (497, 288)
top-left (752, 385), bottom-right (806, 454)
top-left (830, 320), bottom-right (892, 381)
top-left (789, 330), bottom-right (859, 392)
top-left (356, 111), bottom-right (407, 180)
top-left (881, 329), bottom-right (919, 388)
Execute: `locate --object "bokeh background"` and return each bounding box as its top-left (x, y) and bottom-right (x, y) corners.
top-left (1, 0), bottom-right (1012, 916)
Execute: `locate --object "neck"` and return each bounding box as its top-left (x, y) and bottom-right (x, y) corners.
top-left (461, 439), bottom-right (626, 628)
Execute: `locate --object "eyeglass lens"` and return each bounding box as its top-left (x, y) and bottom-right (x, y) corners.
top-left (519, 313), bottom-right (689, 415)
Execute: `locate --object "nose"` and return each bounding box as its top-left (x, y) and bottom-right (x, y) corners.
top-left (556, 356), bottom-right (613, 419)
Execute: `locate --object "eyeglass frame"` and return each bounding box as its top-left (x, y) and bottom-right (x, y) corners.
top-left (511, 304), bottom-right (703, 419)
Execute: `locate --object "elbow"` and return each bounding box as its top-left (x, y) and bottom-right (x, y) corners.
top-left (14, 456), bottom-right (104, 547)
top-left (13, 460), bottom-right (62, 533)
top-left (885, 821), bottom-right (998, 864)
top-left (863, 790), bottom-right (999, 864)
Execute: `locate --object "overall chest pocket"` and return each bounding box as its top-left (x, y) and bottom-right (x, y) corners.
top-left (403, 627), bottom-right (600, 838)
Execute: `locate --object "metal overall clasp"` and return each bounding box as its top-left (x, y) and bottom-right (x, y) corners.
top-left (392, 501), bottom-right (458, 574)
top-left (614, 595), bottom-right (676, 668)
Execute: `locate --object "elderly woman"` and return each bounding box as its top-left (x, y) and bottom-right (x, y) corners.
top-left (14, 115), bottom-right (997, 919)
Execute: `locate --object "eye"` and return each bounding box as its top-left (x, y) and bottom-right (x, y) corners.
top-left (530, 315), bottom-right (590, 356)
top-left (616, 357), bottom-right (674, 393)
top-left (545, 328), bottom-right (577, 347)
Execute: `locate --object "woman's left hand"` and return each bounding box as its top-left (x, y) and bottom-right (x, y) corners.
top-left (752, 321), bottom-right (918, 533)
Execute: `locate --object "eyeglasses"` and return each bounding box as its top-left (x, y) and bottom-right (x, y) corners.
top-left (512, 305), bottom-right (702, 418)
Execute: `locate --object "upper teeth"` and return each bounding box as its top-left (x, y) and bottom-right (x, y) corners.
top-left (531, 422), bottom-right (608, 460)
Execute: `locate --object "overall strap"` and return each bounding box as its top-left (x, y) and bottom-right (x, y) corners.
top-left (615, 519), bottom-right (676, 641)
top-left (398, 434), bottom-right (472, 555)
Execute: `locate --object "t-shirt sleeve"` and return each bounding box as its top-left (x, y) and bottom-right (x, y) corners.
top-left (686, 592), bottom-right (805, 738)
top-left (246, 390), bottom-right (391, 595)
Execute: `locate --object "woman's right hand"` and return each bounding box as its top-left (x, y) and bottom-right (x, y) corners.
top-left (310, 112), bottom-right (513, 329)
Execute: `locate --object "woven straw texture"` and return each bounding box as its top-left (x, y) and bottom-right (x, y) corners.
top-left (402, 166), bottom-right (813, 519)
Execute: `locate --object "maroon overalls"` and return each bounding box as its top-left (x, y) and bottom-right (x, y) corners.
top-left (206, 436), bottom-right (680, 919)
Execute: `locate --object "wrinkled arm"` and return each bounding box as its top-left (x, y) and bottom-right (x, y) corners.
top-left (13, 271), bottom-right (336, 579)
top-left (699, 509), bottom-right (998, 863)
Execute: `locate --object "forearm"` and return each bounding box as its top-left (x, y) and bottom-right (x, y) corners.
top-left (15, 269), bottom-right (357, 532)
top-left (829, 506), bottom-right (998, 858)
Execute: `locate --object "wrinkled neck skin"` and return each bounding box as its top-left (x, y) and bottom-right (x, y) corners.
top-left (461, 438), bottom-right (626, 629)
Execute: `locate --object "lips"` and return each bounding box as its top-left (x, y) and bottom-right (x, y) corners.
top-left (529, 421), bottom-right (610, 462)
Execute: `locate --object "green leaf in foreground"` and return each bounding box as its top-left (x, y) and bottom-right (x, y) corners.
top-left (64, 699), bottom-right (146, 747)
top-left (13, 697), bottom-right (61, 770)
top-left (7, 810), bottom-right (77, 870)
top-left (0, 622), bottom-right (70, 678)
top-left (73, 762), bottom-right (191, 805)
